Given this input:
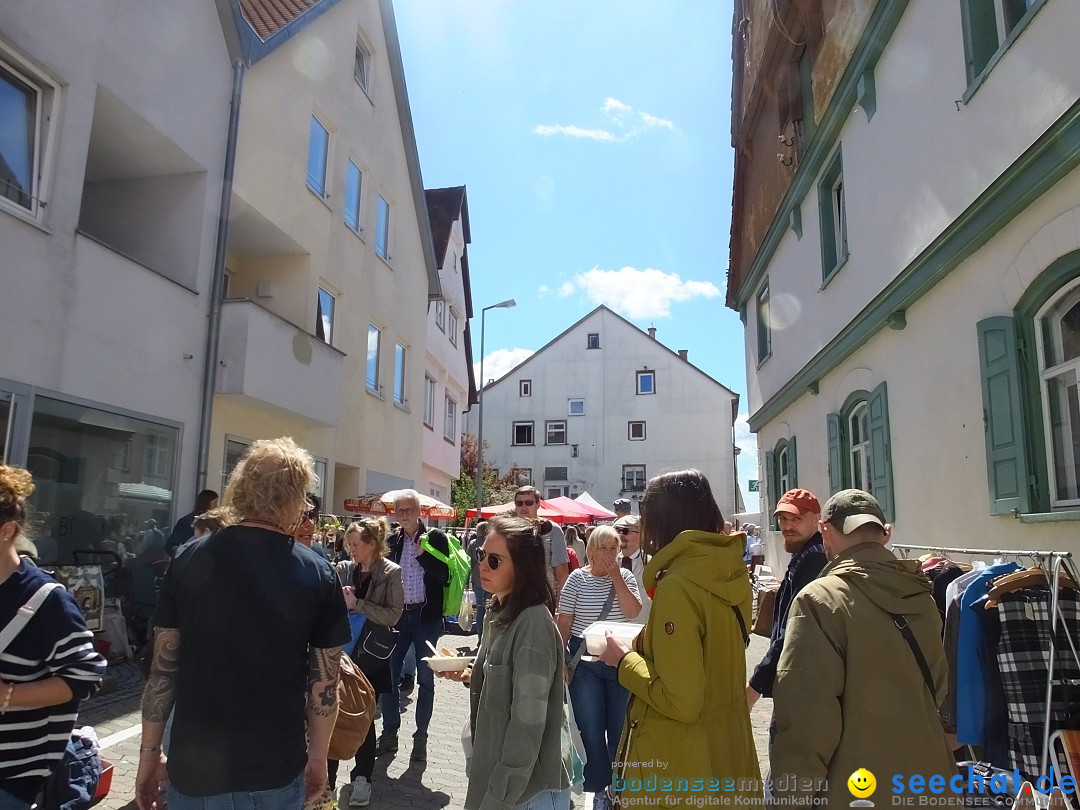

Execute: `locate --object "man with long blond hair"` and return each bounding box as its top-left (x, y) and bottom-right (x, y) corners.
top-left (135, 437), bottom-right (351, 810)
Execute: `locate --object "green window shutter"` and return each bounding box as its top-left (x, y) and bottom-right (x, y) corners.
top-left (961, 0), bottom-right (1000, 81)
top-left (977, 316), bottom-right (1031, 515)
top-left (868, 382), bottom-right (895, 522)
top-left (765, 450), bottom-right (777, 528)
top-left (827, 413), bottom-right (843, 495)
top-left (788, 436), bottom-right (798, 488)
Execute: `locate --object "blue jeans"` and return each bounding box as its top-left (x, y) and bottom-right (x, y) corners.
top-left (166, 771), bottom-right (304, 810)
top-left (567, 636), bottom-right (627, 793)
top-left (380, 607), bottom-right (442, 737)
top-left (474, 585), bottom-right (489, 641)
top-left (518, 787), bottom-right (571, 810)
top-left (0, 788), bottom-right (29, 810)
top-left (400, 644), bottom-right (416, 680)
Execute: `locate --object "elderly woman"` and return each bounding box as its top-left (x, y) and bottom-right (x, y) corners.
top-left (557, 525), bottom-right (640, 810)
top-left (599, 470), bottom-right (759, 808)
top-left (0, 465), bottom-right (106, 809)
top-left (329, 518), bottom-right (403, 807)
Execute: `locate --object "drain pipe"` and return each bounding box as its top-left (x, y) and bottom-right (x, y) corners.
top-left (196, 57), bottom-right (245, 492)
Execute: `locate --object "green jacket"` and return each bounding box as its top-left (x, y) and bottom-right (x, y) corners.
top-left (615, 530), bottom-right (760, 807)
top-left (771, 542), bottom-right (959, 807)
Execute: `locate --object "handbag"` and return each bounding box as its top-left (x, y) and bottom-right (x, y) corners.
top-left (356, 621), bottom-right (398, 661)
top-left (566, 585), bottom-right (616, 681)
top-left (752, 585), bottom-right (778, 637)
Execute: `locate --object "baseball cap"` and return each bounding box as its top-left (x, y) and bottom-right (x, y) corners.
top-left (773, 488), bottom-right (821, 516)
top-left (821, 489), bottom-right (886, 534)
top-left (613, 498), bottom-right (632, 511)
top-left (613, 515), bottom-right (640, 529)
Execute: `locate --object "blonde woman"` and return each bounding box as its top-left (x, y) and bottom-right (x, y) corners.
top-left (330, 519), bottom-right (403, 807)
top-left (556, 525), bottom-right (641, 810)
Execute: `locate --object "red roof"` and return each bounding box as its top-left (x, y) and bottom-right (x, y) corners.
top-left (239, 0), bottom-right (321, 41)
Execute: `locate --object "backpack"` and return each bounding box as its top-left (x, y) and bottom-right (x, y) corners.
top-left (419, 531), bottom-right (471, 617)
top-left (327, 652), bottom-right (376, 761)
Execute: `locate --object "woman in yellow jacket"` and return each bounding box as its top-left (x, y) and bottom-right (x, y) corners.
top-left (600, 469), bottom-right (760, 807)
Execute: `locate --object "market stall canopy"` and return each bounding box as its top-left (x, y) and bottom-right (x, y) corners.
top-left (465, 498), bottom-right (589, 524)
top-left (544, 496), bottom-right (598, 522)
top-left (343, 491), bottom-right (456, 520)
top-left (573, 492), bottom-right (618, 519)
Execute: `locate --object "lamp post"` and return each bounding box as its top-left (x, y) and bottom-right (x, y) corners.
top-left (475, 299), bottom-right (516, 517)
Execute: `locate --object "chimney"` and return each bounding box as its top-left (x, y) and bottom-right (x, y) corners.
top-left (678, 349), bottom-right (688, 361)
top-left (647, 327), bottom-right (656, 339)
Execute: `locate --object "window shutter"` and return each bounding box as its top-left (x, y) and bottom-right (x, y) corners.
top-left (868, 382), bottom-right (895, 522)
top-left (961, 0), bottom-right (1000, 80)
top-left (765, 450), bottom-right (776, 529)
top-left (788, 435), bottom-right (798, 488)
top-left (977, 316), bottom-right (1030, 515)
top-left (827, 413), bottom-right (843, 495)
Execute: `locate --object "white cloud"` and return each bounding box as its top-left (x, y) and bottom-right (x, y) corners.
top-left (559, 266), bottom-right (720, 319)
top-left (538, 284), bottom-right (551, 296)
top-left (475, 348), bottom-right (534, 387)
top-left (533, 124), bottom-right (616, 142)
top-left (557, 281), bottom-right (575, 297)
top-left (534, 98), bottom-right (677, 143)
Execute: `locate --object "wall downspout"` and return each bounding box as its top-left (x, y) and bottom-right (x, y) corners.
top-left (197, 57), bottom-right (245, 492)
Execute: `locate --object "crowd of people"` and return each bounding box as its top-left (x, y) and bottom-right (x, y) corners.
top-left (0, 435), bottom-right (983, 810)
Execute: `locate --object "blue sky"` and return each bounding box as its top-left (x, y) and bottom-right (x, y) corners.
top-left (394, 0), bottom-right (760, 513)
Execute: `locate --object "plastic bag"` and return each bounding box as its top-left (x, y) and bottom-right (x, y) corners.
top-left (458, 590), bottom-right (476, 632)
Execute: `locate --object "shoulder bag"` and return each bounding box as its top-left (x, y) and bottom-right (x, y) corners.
top-left (566, 583), bottom-right (616, 681)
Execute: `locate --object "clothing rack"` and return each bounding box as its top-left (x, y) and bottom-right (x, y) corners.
top-left (892, 543), bottom-right (1079, 778)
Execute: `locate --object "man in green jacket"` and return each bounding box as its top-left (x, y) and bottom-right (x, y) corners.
top-left (771, 490), bottom-right (960, 808)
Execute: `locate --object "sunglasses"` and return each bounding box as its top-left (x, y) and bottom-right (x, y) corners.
top-left (477, 549), bottom-right (506, 570)
top-left (514, 500), bottom-right (536, 507)
top-left (302, 507), bottom-right (318, 521)
top-left (615, 527), bottom-right (639, 535)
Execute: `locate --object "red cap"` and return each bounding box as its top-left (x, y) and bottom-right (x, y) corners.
top-left (773, 488), bottom-right (821, 516)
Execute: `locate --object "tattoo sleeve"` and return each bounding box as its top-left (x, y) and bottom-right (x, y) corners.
top-left (141, 629), bottom-right (181, 723)
top-left (307, 646), bottom-right (342, 718)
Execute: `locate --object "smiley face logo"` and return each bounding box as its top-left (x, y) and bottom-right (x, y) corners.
top-left (847, 769), bottom-right (877, 799)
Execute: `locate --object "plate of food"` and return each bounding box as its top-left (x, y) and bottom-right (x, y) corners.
top-left (422, 646), bottom-right (476, 672)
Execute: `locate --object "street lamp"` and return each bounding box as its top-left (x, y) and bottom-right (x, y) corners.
top-left (475, 298), bottom-right (516, 517)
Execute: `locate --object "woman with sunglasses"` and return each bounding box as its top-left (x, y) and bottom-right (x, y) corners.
top-left (599, 470), bottom-right (760, 808)
top-left (330, 518), bottom-right (403, 807)
top-left (440, 514), bottom-right (572, 810)
top-left (556, 525), bottom-right (641, 810)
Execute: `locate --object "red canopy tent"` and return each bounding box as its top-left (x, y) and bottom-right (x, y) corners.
top-left (465, 498), bottom-right (591, 525)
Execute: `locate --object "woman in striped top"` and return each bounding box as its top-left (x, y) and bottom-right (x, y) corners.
top-left (0, 466), bottom-right (105, 808)
top-left (556, 526), bottom-right (641, 810)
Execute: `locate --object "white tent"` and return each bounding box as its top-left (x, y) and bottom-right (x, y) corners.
top-left (573, 492), bottom-right (617, 518)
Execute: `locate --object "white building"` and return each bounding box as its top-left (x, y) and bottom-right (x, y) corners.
top-left (728, 0), bottom-right (1080, 551)
top-left (469, 307), bottom-right (740, 516)
top-left (421, 186), bottom-right (477, 505)
top-left (0, 0), bottom-right (232, 560)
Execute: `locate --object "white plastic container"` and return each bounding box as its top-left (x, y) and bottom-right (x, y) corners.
top-left (583, 621), bottom-right (644, 655)
top-left (422, 655), bottom-right (476, 673)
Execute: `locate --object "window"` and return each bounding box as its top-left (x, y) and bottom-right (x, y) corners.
top-left (315, 287), bottom-right (335, 344)
top-left (354, 36), bottom-right (372, 92)
top-left (512, 422), bottom-right (534, 446)
top-left (1038, 288), bottom-right (1080, 506)
top-left (519, 380), bottom-right (532, 397)
top-left (222, 437), bottom-right (250, 492)
top-left (622, 465), bottom-right (646, 492)
top-left (757, 281), bottom-right (772, 364)
top-left (628, 421), bottom-right (646, 441)
top-left (143, 434), bottom-right (171, 478)
top-left (636, 370), bottom-right (655, 395)
top-left (0, 61), bottom-right (43, 214)
top-left (544, 466), bottom-right (569, 482)
top-left (587, 333), bottom-right (600, 349)
top-left (375, 194), bottom-right (390, 259)
top-left (568, 398), bottom-right (585, 416)
top-left (424, 375), bottom-right (436, 428)
top-left (366, 324), bottom-right (381, 392)
top-left (546, 421), bottom-right (567, 445)
top-left (961, 0), bottom-right (1042, 84)
top-left (435, 299), bottom-right (445, 331)
top-left (827, 383), bottom-right (894, 520)
top-left (516, 468), bottom-right (533, 486)
top-left (765, 438), bottom-right (799, 524)
top-left (344, 160), bottom-right (362, 231)
top-left (306, 115), bottom-right (329, 197)
top-left (444, 394), bottom-right (457, 441)
top-left (547, 486), bottom-right (570, 499)
top-left (448, 310), bottom-right (458, 347)
top-left (819, 148), bottom-right (848, 283)
top-left (393, 343), bottom-right (406, 406)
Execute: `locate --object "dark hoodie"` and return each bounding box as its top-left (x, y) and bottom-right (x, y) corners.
top-left (771, 542), bottom-right (959, 807)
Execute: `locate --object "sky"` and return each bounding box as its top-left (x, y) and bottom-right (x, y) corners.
top-left (394, 0), bottom-right (760, 514)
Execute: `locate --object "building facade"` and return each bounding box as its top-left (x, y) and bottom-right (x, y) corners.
top-left (728, 0), bottom-right (1080, 550)
top-left (469, 307), bottom-right (740, 515)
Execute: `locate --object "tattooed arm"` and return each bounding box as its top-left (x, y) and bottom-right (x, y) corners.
top-left (135, 629), bottom-right (179, 810)
top-left (303, 645), bottom-right (342, 799)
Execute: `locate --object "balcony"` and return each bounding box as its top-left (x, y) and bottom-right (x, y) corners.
top-left (216, 299), bottom-right (344, 427)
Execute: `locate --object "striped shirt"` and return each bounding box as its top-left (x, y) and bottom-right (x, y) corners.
top-left (0, 561), bottom-right (105, 802)
top-left (557, 567), bottom-right (640, 638)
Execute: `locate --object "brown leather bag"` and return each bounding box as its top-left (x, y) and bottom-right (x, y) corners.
top-left (327, 652), bottom-right (376, 761)
top-left (752, 586), bottom-right (779, 637)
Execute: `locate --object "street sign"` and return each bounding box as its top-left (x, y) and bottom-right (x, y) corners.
top-left (748, 479), bottom-right (759, 492)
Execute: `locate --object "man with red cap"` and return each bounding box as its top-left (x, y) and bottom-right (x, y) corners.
top-left (746, 488), bottom-right (827, 708)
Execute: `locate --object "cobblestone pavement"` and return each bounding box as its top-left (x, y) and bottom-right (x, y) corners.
top-left (86, 633), bottom-right (774, 809)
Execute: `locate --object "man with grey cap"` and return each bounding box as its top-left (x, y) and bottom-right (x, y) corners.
top-left (614, 514), bottom-right (651, 621)
top-left (612, 497), bottom-right (632, 519)
top-left (771, 489), bottom-right (956, 808)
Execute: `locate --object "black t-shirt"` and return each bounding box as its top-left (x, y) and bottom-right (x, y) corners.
top-left (153, 525), bottom-right (350, 796)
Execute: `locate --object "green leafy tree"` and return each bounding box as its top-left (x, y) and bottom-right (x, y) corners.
top-left (451, 433), bottom-right (525, 523)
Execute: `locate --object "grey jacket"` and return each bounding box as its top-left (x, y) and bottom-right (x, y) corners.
top-left (466, 604), bottom-right (571, 810)
top-left (334, 557), bottom-right (404, 628)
